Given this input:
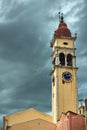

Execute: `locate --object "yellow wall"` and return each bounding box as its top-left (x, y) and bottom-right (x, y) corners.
top-left (53, 38), bottom-right (74, 49)
top-left (57, 67), bottom-right (78, 118)
top-left (3, 108), bottom-right (52, 130)
top-left (52, 67), bottom-right (78, 121)
top-left (52, 37), bottom-right (78, 122)
top-left (7, 119), bottom-right (56, 130)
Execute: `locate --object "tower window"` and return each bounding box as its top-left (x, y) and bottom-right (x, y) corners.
top-left (67, 54), bottom-right (72, 66)
top-left (63, 42), bottom-right (68, 45)
top-left (59, 53), bottom-right (65, 66)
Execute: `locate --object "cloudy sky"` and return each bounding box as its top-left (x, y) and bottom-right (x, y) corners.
top-left (0, 0), bottom-right (87, 127)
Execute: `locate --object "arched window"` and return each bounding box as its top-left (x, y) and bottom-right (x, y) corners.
top-left (67, 54), bottom-right (72, 66)
top-left (59, 53), bottom-right (65, 65)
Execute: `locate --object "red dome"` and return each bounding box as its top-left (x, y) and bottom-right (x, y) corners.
top-left (55, 21), bottom-right (71, 37)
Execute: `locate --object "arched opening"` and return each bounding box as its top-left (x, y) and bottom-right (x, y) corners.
top-left (59, 53), bottom-right (65, 66)
top-left (67, 54), bottom-right (72, 66)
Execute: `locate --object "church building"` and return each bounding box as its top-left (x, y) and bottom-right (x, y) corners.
top-left (2, 13), bottom-right (86, 130)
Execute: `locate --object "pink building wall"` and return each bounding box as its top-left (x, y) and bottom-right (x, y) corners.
top-left (71, 115), bottom-right (85, 130)
top-left (57, 111), bottom-right (86, 130)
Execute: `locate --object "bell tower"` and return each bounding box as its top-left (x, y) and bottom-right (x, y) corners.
top-left (50, 13), bottom-right (78, 123)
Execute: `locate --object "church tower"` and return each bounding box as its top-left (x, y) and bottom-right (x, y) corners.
top-left (50, 13), bottom-right (78, 123)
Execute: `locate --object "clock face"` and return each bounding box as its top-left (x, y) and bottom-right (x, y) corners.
top-left (62, 72), bottom-right (72, 82)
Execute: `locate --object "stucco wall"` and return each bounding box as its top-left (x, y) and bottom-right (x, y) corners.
top-left (7, 119), bottom-right (56, 130)
top-left (57, 111), bottom-right (85, 130)
top-left (71, 115), bottom-right (85, 130)
top-left (3, 108), bottom-right (52, 130)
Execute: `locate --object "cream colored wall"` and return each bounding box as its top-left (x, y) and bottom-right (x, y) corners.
top-left (52, 67), bottom-right (78, 121)
top-left (58, 38), bottom-right (74, 49)
top-left (58, 67), bottom-right (78, 118)
top-left (52, 37), bottom-right (78, 122)
top-left (53, 38), bottom-right (75, 51)
top-left (7, 119), bottom-right (56, 130)
top-left (3, 109), bottom-right (52, 130)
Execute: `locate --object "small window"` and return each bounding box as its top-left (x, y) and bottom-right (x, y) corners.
top-left (63, 42), bottom-right (68, 45)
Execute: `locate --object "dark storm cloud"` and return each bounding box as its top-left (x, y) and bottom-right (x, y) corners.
top-left (0, 0), bottom-right (87, 128)
top-left (0, 1), bottom-right (52, 127)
